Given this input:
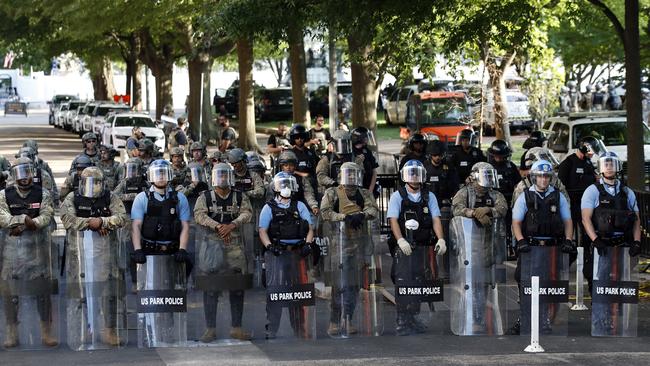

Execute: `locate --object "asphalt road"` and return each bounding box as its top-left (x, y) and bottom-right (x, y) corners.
top-left (0, 113), bottom-right (649, 365)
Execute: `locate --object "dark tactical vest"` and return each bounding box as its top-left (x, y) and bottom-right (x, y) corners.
top-left (397, 187), bottom-right (434, 244)
top-left (233, 172), bottom-right (254, 192)
top-left (204, 190), bottom-right (243, 224)
top-left (592, 182), bottom-right (636, 238)
top-left (327, 152), bottom-right (352, 182)
top-left (5, 185), bottom-right (43, 218)
top-left (267, 199), bottom-right (309, 242)
top-left (123, 178), bottom-right (149, 213)
top-left (523, 189), bottom-right (564, 238)
top-left (73, 191), bottom-right (112, 218)
top-left (141, 191), bottom-right (182, 243)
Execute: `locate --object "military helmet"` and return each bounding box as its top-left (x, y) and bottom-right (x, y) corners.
top-left (227, 148), bottom-right (247, 164)
top-left (525, 147), bottom-right (559, 168)
top-left (455, 129), bottom-right (477, 147)
top-left (79, 167), bottom-right (105, 198)
top-left (408, 133), bottom-right (427, 151)
top-left (428, 140), bottom-right (447, 156)
top-left (73, 155), bottom-right (94, 170)
top-left (16, 146), bottom-right (36, 162)
top-left (278, 150), bottom-right (298, 166)
top-left (211, 163), bottom-right (234, 188)
top-left (470, 162), bottom-right (499, 188)
top-left (22, 140), bottom-right (39, 154)
top-left (11, 157), bottom-right (34, 184)
top-left (246, 151), bottom-right (267, 173)
top-left (170, 147), bottom-right (185, 157)
top-left (339, 162), bottom-right (363, 187)
top-left (522, 130), bottom-right (546, 149)
top-left (597, 151), bottom-right (622, 176)
top-left (82, 132), bottom-right (98, 143)
top-left (400, 159), bottom-right (426, 184)
top-left (138, 138), bottom-right (154, 153)
top-left (351, 127), bottom-right (370, 146)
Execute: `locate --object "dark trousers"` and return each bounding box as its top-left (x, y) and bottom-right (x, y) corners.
top-left (203, 290), bottom-right (245, 328)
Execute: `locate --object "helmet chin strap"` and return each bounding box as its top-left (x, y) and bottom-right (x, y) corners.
top-left (406, 182), bottom-right (420, 191)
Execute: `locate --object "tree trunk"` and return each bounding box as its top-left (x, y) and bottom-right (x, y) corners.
top-left (151, 62), bottom-right (173, 120)
top-left (287, 24), bottom-right (311, 128)
top-left (348, 35), bottom-right (379, 131)
top-left (187, 54), bottom-right (207, 140)
top-left (90, 57), bottom-right (116, 101)
top-left (125, 59), bottom-right (132, 98)
top-left (625, 0), bottom-right (644, 190)
top-left (486, 53), bottom-right (515, 146)
top-left (201, 58), bottom-right (214, 145)
top-left (133, 61), bottom-right (143, 110)
top-left (237, 38), bottom-right (259, 151)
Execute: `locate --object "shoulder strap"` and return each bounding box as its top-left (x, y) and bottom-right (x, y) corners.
top-left (236, 191), bottom-right (243, 207)
top-left (398, 187), bottom-right (407, 200)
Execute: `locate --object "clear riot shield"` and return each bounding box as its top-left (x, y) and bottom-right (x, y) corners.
top-left (449, 217), bottom-right (506, 336)
top-left (263, 248), bottom-right (316, 340)
top-left (519, 245), bottom-right (569, 336)
top-left (66, 230), bottom-right (126, 351)
top-left (248, 198), bottom-right (266, 288)
top-left (439, 205), bottom-right (452, 280)
top-left (323, 220), bottom-right (383, 338)
top-left (190, 225), bottom-right (254, 344)
top-left (392, 236), bottom-right (444, 335)
top-left (136, 254), bottom-right (187, 347)
top-left (591, 246), bottom-right (638, 337)
top-left (0, 227), bottom-right (59, 350)
top-left (117, 221), bottom-right (132, 286)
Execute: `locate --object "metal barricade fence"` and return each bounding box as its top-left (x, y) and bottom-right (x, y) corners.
top-left (376, 173), bottom-right (401, 236)
top-left (635, 190), bottom-right (650, 257)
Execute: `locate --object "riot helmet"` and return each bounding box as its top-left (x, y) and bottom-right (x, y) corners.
top-left (79, 167), bottom-right (105, 198)
top-left (147, 159), bottom-right (172, 187)
top-left (289, 124), bottom-right (309, 146)
top-left (272, 172), bottom-right (299, 199)
top-left (530, 160), bottom-right (554, 188)
top-left (339, 162), bottom-right (363, 187)
top-left (400, 159), bottom-right (426, 184)
top-left (597, 151), bottom-right (622, 179)
top-left (470, 162), bottom-right (499, 188)
top-left (11, 157), bottom-right (34, 189)
top-left (124, 158), bottom-right (143, 180)
top-left (332, 130), bottom-right (353, 155)
top-left (211, 163), bottom-right (234, 188)
top-left (188, 162), bottom-right (207, 183)
top-left (408, 133), bottom-right (428, 154)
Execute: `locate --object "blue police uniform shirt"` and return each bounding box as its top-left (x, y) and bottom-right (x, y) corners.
top-left (580, 178), bottom-right (639, 212)
top-left (386, 187), bottom-right (441, 219)
top-left (259, 197), bottom-right (314, 245)
top-left (131, 186), bottom-right (192, 222)
top-left (126, 137), bottom-right (139, 150)
top-left (512, 185), bottom-right (571, 222)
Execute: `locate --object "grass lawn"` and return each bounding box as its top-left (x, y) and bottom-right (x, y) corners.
top-left (251, 110), bottom-right (399, 141)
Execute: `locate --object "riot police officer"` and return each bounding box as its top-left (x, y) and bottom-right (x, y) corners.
top-left (487, 140), bottom-right (520, 205)
top-left (69, 132), bottom-right (100, 173)
top-left (130, 160), bottom-right (192, 262)
top-left (558, 136), bottom-right (600, 246)
top-left (398, 133), bottom-right (428, 170)
top-left (451, 162), bottom-right (508, 227)
top-left (423, 140), bottom-right (460, 203)
top-left (511, 160), bottom-right (574, 334)
top-left (60, 155), bottom-right (94, 201)
top-left (182, 161), bottom-right (210, 210)
top-left (189, 141), bottom-right (212, 173)
top-left (0, 154), bottom-right (9, 190)
top-left (258, 172), bottom-right (316, 339)
top-left (450, 129), bottom-right (485, 183)
top-left (513, 147), bottom-right (568, 205)
top-left (97, 145), bottom-right (121, 191)
top-left (193, 163), bottom-right (253, 342)
top-left (22, 140), bottom-right (58, 199)
top-left (387, 160), bottom-right (446, 336)
top-left (137, 138), bottom-right (155, 171)
top-left (228, 148), bottom-right (265, 199)
top-left (61, 167), bottom-right (127, 347)
top-left (169, 147), bottom-right (188, 191)
top-left (520, 130), bottom-right (546, 169)
top-left (581, 152), bottom-right (641, 287)
top-left (316, 129), bottom-right (355, 192)
top-left (15, 146), bottom-right (57, 201)
top-left (273, 150), bottom-right (319, 215)
top-left (0, 158), bottom-right (57, 348)
top-left (320, 162), bottom-right (379, 337)
top-left (289, 124), bottom-right (319, 193)
top-left (351, 127), bottom-right (379, 197)
top-left (267, 122), bottom-right (291, 169)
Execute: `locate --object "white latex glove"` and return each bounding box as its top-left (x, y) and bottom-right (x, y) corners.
top-left (435, 238), bottom-right (447, 256)
top-left (397, 238), bottom-right (412, 256)
top-left (405, 219), bottom-right (419, 231)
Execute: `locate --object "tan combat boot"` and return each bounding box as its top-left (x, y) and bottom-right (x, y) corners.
top-left (229, 327), bottom-right (251, 341)
top-left (327, 322), bottom-right (340, 337)
top-left (40, 321), bottom-right (58, 347)
top-left (101, 328), bottom-right (121, 347)
top-left (3, 324), bottom-right (18, 348)
top-left (199, 328), bottom-right (217, 343)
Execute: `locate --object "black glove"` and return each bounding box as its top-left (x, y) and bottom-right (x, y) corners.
top-left (131, 249), bottom-right (146, 264)
top-left (561, 239), bottom-right (577, 254)
top-left (309, 241), bottom-right (321, 265)
top-left (300, 242), bottom-right (312, 258)
top-left (593, 237), bottom-right (607, 256)
top-left (517, 239), bottom-right (531, 254)
top-left (269, 243), bottom-right (282, 256)
top-left (629, 240), bottom-right (641, 257)
top-left (174, 248), bottom-right (190, 263)
top-left (344, 213), bottom-right (365, 230)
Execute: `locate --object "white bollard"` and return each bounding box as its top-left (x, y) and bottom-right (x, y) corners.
top-left (571, 247), bottom-right (589, 311)
top-left (524, 276), bottom-right (545, 353)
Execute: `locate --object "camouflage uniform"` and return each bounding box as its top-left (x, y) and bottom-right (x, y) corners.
top-left (97, 160), bottom-right (122, 192)
top-left (193, 188), bottom-right (252, 341)
top-left (315, 154), bottom-right (366, 192)
top-left (452, 184), bottom-right (508, 219)
top-left (0, 155), bottom-right (9, 190)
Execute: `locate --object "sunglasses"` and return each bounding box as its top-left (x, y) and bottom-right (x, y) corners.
top-left (87, 139), bottom-right (97, 143)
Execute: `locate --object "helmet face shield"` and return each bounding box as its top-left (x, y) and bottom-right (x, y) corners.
top-left (334, 138), bottom-right (353, 155)
top-left (79, 176), bottom-right (104, 198)
top-left (189, 165), bottom-right (206, 183)
top-left (401, 165), bottom-right (426, 184)
top-left (211, 166), bottom-right (234, 188)
top-left (11, 163), bottom-right (34, 181)
top-left (536, 150), bottom-right (559, 168)
top-left (598, 156), bottom-right (622, 175)
top-left (148, 166), bottom-right (172, 185)
top-left (473, 168), bottom-right (499, 188)
top-left (339, 165), bottom-right (363, 186)
top-left (124, 163), bottom-right (141, 179)
top-left (273, 175), bottom-right (299, 194)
